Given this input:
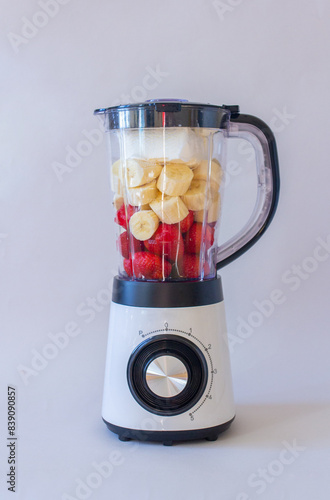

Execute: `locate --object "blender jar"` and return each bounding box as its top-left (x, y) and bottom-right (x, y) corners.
top-left (95, 100), bottom-right (279, 282)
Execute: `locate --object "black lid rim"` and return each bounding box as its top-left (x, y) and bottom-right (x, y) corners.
top-left (94, 101), bottom-right (236, 130)
top-left (94, 101), bottom-right (231, 115)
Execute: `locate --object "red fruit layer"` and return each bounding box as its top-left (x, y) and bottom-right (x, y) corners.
top-left (145, 223), bottom-right (184, 262)
top-left (123, 257), bottom-right (133, 277)
top-left (178, 211), bottom-right (194, 234)
top-left (124, 251), bottom-right (172, 280)
top-left (182, 254), bottom-right (211, 279)
top-left (115, 204), bottom-right (137, 229)
top-left (117, 231), bottom-right (143, 259)
top-left (184, 222), bottom-right (214, 254)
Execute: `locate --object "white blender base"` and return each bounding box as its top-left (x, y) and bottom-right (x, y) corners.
top-left (102, 299), bottom-right (235, 444)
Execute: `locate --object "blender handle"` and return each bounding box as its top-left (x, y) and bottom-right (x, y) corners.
top-left (216, 110), bottom-right (280, 269)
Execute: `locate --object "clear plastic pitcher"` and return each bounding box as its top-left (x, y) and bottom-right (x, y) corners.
top-left (94, 100), bottom-right (279, 281)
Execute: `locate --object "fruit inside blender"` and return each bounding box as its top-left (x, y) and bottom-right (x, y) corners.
top-left (112, 134), bottom-right (222, 281)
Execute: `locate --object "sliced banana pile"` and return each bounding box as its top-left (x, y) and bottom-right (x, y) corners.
top-left (112, 156), bottom-right (222, 239)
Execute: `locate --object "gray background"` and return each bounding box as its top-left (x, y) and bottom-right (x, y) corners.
top-left (1, 0), bottom-right (330, 499)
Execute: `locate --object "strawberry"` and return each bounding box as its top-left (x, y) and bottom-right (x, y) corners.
top-left (184, 222), bottom-right (214, 254)
top-left (132, 251), bottom-right (172, 280)
top-left (144, 223), bottom-right (184, 262)
top-left (117, 231), bottom-right (143, 259)
top-left (178, 211), bottom-right (194, 233)
top-left (123, 257), bottom-right (133, 277)
top-left (115, 204), bottom-right (137, 229)
top-left (182, 254), bottom-right (211, 279)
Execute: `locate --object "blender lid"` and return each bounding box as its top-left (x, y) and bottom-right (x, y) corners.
top-left (94, 99), bottom-right (239, 130)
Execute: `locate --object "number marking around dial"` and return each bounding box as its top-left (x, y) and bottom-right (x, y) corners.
top-left (138, 326), bottom-right (215, 416)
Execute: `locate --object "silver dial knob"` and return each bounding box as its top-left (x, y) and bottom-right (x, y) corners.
top-left (146, 355), bottom-right (188, 398)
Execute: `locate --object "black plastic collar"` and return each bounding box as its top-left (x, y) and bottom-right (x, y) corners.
top-left (112, 276), bottom-right (224, 308)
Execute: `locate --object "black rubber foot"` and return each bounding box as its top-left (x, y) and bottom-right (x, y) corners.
top-left (205, 434), bottom-right (218, 442)
top-left (118, 435), bottom-right (132, 442)
top-left (103, 416), bottom-right (235, 444)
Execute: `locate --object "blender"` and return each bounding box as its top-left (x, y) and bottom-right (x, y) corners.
top-left (94, 100), bottom-right (279, 445)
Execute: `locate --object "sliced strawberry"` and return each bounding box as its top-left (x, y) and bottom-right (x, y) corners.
top-left (118, 232), bottom-right (129, 259)
top-left (144, 223), bottom-right (184, 262)
top-left (178, 211), bottom-right (194, 234)
top-left (182, 254), bottom-right (211, 279)
top-left (184, 222), bottom-right (214, 254)
top-left (123, 257), bottom-right (133, 277)
top-left (115, 204), bottom-right (137, 229)
top-left (132, 251), bottom-right (172, 280)
top-left (117, 231), bottom-right (143, 259)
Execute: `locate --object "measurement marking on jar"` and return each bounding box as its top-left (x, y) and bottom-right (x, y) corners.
top-left (6, 386), bottom-right (17, 492)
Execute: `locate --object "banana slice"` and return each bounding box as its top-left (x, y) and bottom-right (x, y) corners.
top-left (110, 159), bottom-right (123, 194)
top-left (186, 158), bottom-right (202, 169)
top-left (124, 159), bottom-right (162, 188)
top-left (165, 158), bottom-right (201, 170)
top-left (150, 193), bottom-right (188, 224)
top-left (194, 193), bottom-right (221, 223)
top-left (111, 158), bottom-right (162, 189)
top-left (157, 163), bottom-right (193, 196)
top-left (113, 194), bottom-right (124, 210)
top-left (149, 157), bottom-right (167, 165)
top-left (193, 159), bottom-right (223, 187)
top-left (112, 177), bottom-right (123, 194)
top-left (181, 179), bottom-right (212, 211)
top-left (129, 210), bottom-right (159, 241)
top-left (127, 180), bottom-right (158, 206)
top-left (111, 159), bottom-right (122, 178)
